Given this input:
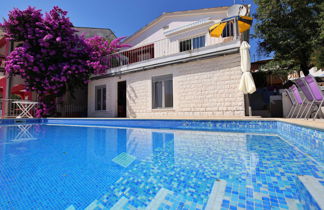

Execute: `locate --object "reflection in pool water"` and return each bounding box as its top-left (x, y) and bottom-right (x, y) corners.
top-left (0, 124), bottom-right (322, 209)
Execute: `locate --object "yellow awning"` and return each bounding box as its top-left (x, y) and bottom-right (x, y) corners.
top-left (209, 16), bottom-right (253, 38)
top-left (238, 16), bottom-right (253, 33)
top-left (209, 22), bottom-right (227, 38)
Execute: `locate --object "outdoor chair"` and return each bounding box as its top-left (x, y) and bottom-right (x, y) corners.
top-left (304, 75), bottom-right (324, 120)
top-left (284, 89), bottom-right (297, 118)
top-left (289, 85), bottom-right (306, 118)
top-left (295, 78), bottom-right (316, 119)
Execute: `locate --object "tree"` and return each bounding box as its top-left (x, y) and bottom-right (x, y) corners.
top-left (1, 6), bottom-right (128, 117)
top-left (311, 1), bottom-right (324, 69)
top-left (254, 0), bottom-right (322, 75)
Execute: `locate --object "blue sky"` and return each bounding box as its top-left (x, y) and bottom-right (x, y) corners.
top-left (1, 0), bottom-right (266, 61)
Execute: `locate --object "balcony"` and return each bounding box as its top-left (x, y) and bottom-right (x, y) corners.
top-left (97, 18), bottom-right (242, 78)
top-left (109, 44), bottom-right (155, 68)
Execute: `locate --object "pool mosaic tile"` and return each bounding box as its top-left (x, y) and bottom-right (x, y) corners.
top-left (0, 119), bottom-right (323, 209)
top-left (297, 175), bottom-right (324, 210)
top-left (82, 130), bottom-right (324, 209)
top-left (205, 179), bottom-right (227, 210)
top-left (66, 204), bottom-right (76, 210)
top-left (110, 197), bottom-right (133, 210)
top-left (276, 121), bottom-right (324, 163)
top-left (45, 118), bottom-right (278, 134)
top-left (85, 199), bottom-right (105, 210)
top-left (112, 152), bottom-right (136, 168)
top-left (146, 187), bottom-right (204, 210)
top-left (0, 118), bottom-right (43, 125)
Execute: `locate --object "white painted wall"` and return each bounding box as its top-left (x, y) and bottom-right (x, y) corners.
top-left (125, 9), bottom-right (228, 49)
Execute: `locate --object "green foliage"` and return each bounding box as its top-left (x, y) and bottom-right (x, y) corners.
top-left (312, 47), bottom-right (324, 69)
top-left (312, 1), bottom-right (324, 69)
top-left (258, 60), bottom-right (295, 83)
top-left (254, 0), bottom-right (322, 75)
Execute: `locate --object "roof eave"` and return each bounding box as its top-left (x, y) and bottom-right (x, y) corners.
top-left (124, 6), bottom-right (230, 43)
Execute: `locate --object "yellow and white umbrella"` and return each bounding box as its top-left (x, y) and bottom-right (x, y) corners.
top-left (209, 16), bottom-right (253, 38)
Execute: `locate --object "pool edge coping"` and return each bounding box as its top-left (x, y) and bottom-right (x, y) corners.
top-left (44, 117), bottom-right (324, 131)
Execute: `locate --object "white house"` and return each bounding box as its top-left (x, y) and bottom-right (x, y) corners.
top-left (88, 5), bottom-right (251, 118)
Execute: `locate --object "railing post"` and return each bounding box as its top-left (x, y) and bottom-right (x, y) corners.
top-left (233, 17), bottom-right (239, 40)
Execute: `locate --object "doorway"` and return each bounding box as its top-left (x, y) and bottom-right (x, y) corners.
top-left (117, 81), bottom-right (127, 117)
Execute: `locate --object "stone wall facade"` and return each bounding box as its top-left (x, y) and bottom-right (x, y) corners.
top-left (88, 53), bottom-right (245, 118)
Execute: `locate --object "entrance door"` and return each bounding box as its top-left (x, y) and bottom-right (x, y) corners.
top-left (117, 81), bottom-right (127, 117)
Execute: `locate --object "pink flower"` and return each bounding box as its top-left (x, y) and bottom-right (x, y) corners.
top-left (43, 34), bottom-right (53, 41)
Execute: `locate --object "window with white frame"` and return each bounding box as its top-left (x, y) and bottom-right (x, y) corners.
top-left (95, 85), bottom-right (106, 111)
top-left (179, 35), bottom-right (205, 52)
top-left (152, 75), bottom-right (173, 109)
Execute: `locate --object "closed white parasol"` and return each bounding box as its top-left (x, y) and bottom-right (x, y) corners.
top-left (238, 41), bottom-right (256, 94)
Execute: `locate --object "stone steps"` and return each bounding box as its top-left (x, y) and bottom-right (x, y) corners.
top-left (145, 187), bottom-right (203, 210)
top-left (81, 179), bottom-right (226, 210)
top-left (110, 196), bottom-right (138, 210)
top-left (67, 175), bottom-right (324, 210)
top-left (297, 175), bottom-right (324, 210)
top-left (144, 179), bottom-right (226, 210)
top-left (205, 179), bottom-right (227, 210)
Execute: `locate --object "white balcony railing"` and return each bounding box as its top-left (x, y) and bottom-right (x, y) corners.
top-left (106, 36), bottom-right (235, 70)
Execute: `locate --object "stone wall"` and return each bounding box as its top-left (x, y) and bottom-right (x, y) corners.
top-left (88, 53), bottom-right (245, 118)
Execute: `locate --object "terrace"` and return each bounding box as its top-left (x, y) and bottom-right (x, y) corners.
top-left (97, 17), bottom-right (243, 78)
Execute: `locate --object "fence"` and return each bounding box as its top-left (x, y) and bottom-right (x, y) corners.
top-left (56, 104), bottom-right (87, 117)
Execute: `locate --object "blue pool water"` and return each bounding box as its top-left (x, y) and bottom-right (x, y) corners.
top-left (0, 122), bottom-right (323, 209)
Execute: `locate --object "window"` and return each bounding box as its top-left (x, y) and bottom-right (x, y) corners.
top-left (179, 35), bottom-right (205, 52)
top-left (95, 85), bottom-right (106, 111)
top-left (180, 39), bottom-right (192, 52)
top-left (222, 21), bottom-right (234, 37)
top-left (152, 75), bottom-right (173, 109)
top-left (192, 36), bottom-right (205, 49)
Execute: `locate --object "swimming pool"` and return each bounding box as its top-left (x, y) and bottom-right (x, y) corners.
top-left (0, 119), bottom-right (323, 209)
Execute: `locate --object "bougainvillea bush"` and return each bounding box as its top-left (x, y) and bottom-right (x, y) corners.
top-left (1, 6), bottom-right (128, 117)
